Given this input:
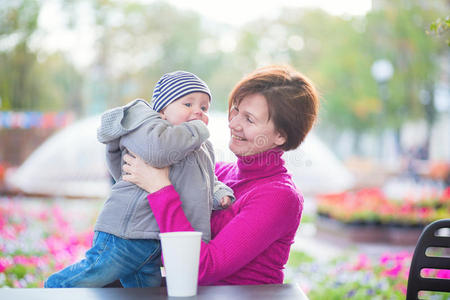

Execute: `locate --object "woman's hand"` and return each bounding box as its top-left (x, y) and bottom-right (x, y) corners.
top-left (122, 151), bottom-right (171, 193)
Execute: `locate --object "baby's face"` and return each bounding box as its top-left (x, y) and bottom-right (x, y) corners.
top-left (160, 92), bottom-right (210, 125)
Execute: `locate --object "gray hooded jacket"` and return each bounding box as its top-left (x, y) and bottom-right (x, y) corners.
top-left (95, 99), bottom-right (234, 242)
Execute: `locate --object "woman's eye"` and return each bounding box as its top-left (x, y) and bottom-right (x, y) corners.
top-left (229, 106), bottom-right (238, 117)
top-left (247, 117), bottom-right (254, 124)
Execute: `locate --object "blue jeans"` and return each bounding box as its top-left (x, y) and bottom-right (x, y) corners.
top-left (44, 231), bottom-right (161, 288)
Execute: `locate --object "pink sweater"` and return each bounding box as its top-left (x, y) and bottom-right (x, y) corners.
top-left (148, 148), bottom-right (303, 285)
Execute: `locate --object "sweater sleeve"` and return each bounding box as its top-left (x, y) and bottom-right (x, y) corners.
top-left (148, 184), bottom-right (300, 285)
top-left (121, 119), bottom-right (210, 168)
top-left (212, 178), bottom-right (235, 210)
top-left (104, 139), bottom-right (121, 181)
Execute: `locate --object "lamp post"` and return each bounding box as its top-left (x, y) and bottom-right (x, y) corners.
top-left (371, 59), bottom-right (394, 160)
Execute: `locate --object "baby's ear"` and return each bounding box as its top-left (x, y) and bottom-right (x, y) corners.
top-left (159, 111), bottom-right (166, 120)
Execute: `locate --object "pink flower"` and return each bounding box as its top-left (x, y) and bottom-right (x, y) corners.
top-left (78, 231), bottom-right (94, 248)
top-left (38, 211), bottom-right (49, 221)
top-left (13, 255), bottom-right (40, 267)
top-left (395, 283), bottom-right (407, 295)
top-left (54, 262), bottom-right (66, 271)
top-left (421, 268), bottom-right (434, 277)
top-left (45, 236), bottom-right (67, 256)
top-left (382, 264), bottom-right (402, 278)
top-left (1, 227), bottom-right (16, 240)
top-left (14, 255), bottom-right (29, 265)
top-left (436, 269), bottom-right (450, 279)
top-left (394, 251), bottom-right (412, 262)
top-left (12, 223), bottom-right (26, 234)
top-left (0, 215), bottom-right (5, 231)
top-left (351, 254), bottom-right (371, 271)
top-left (52, 206), bottom-right (71, 231)
top-left (440, 187), bottom-right (450, 202)
top-left (380, 253), bottom-right (392, 265)
top-left (0, 257), bottom-right (12, 272)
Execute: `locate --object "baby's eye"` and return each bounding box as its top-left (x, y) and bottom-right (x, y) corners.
top-left (184, 103), bottom-right (192, 107)
top-left (246, 117), bottom-right (254, 124)
top-left (201, 106), bottom-right (208, 112)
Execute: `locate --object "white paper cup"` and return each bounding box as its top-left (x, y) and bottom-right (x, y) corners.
top-left (159, 231), bottom-right (202, 297)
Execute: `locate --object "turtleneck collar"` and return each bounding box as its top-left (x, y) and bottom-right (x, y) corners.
top-left (236, 147), bottom-right (286, 178)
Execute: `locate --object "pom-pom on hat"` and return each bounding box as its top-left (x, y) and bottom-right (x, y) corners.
top-left (151, 71), bottom-right (211, 112)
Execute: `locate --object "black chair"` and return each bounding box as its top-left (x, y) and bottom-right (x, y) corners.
top-left (406, 218), bottom-right (450, 300)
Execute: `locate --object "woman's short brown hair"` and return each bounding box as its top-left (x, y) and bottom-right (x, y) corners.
top-left (228, 65), bottom-right (319, 151)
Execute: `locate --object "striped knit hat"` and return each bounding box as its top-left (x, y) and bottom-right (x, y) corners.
top-left (151, 71), bottom-right (211, 112)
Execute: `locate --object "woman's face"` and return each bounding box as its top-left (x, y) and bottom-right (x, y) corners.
top-left (228, 93), bottom-right (286, 156)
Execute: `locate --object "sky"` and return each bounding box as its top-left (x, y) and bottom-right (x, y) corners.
top-left (163, 0), bottom-right (372, 26)
top-left (37, 0), bottom-right (372, 69)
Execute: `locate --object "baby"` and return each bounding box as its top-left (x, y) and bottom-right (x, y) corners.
top-left (45, 71), bottom-right (234, 288)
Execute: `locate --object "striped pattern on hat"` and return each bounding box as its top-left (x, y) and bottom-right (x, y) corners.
top-left (151, 71), bottom-right (211, 112)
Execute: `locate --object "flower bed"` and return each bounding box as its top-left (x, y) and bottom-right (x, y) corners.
top-left (0, 196), bottom-right (99, 287)
top-left (1, 195), bottom-right (449, 298)
top-left (286, 250), bottom-right (450, 300)
top-left (317, 187), bottom-right (450, 227)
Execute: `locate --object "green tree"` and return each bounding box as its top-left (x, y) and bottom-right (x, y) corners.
top-left (0, 0), bottom-right (40, 110)
top-left (428, 16), bottom-right (450, 46)
top-left (0, 0), bottom-right (83, 112)
top-left (364, 0), bottom-right (445, 154)
top-left (256, 2), bottom-right (446, 155)
top-left (65, 0), bottom-right (232, 111)
top-left (251, 9), bottom-right (381, 154)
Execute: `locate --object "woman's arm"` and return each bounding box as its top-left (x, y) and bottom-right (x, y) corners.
top-left (148, 185), bottom-right (299, 285)
top-left (122, 153), bottom-right (300, 284)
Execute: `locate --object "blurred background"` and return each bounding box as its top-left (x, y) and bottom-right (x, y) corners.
top-left (0, 0), bottom-right (449, 298)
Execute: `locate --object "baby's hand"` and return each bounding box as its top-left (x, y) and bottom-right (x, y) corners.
top-left (220, 196), bottom-right (232, 209)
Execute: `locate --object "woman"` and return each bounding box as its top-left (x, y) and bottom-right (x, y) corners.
top-left (122, 65), bottom-right (319, 285)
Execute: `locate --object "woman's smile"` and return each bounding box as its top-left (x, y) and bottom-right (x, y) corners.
top-left (231, 134), bottom-right (246, 141)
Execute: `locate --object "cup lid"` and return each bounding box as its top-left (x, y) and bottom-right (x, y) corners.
top-left (159, 231), bottom-right (202, 238)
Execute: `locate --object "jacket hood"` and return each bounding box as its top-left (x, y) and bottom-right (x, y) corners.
top-left (97, 99), bottom-right (157, 143)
